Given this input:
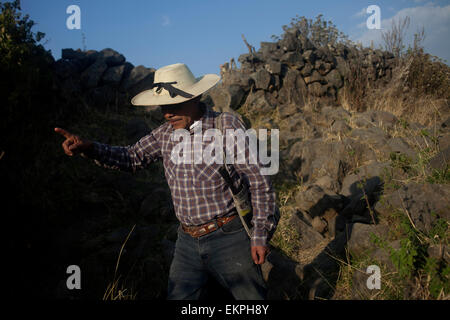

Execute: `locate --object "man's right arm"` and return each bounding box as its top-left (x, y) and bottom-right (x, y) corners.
top-left (55, 127), bottom-right (162, 172)
top-left (82, 133), bottom-right (162, 172)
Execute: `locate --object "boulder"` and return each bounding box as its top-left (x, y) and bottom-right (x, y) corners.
top-left (238, 53), bottom-right (263, 67)
top-left (355, 161), bottom-right (390, 178)
top-left (264, 60), bottom-right (282, 75)
top-left (315, 60), bottom-right (333, 76)
top-left (374, 183), bottom-right (450, 234)
top-left (352, 110), bottom-right (398, 130)
top-left (280, 51), bottom-right (305, 68)
top-left (335, 56), bottom-right (351, 79)
top-left (121, 65), bottom-right (154, 91)
top-left (102, 64), bottom-right (132, 86)
top-left (351, 240), bottom-right (401, 300)
top-left (207, 84), bottom-right (246, 113)
top-left (277, 103), bottom-right (300, 119)
top-left (339, 161), bottom-right (389, 215)
top-left (251, 68), bottom-right (273, 90)
top-left (325, 69), bottom-right (343, 89)
top-left (222, 69), bottom-right (253, 92)
top-left (347, 223), bottom-right (390, 257)
top-left (427, 244), bottom-right (449, 264)
top-left (304, 70), bottom-right (324, 85)
top-left (428, 147), bottom-right (450, 172)
top-left (294, 185), bottom-right (344, 219)
top-left (300, 63), bottom-right (313, 77)
top-left (386, 137), bottom-right (416, 160)
top-left (330, 120), bottom-right (350, 135)
top-left (315, 175), bottom-right (341, 193)
top-left (342, 137), bottom-right (379, 165)
top-left (242, 89), bottom-right (273, 115)
top-left (308, 82), bottom-right (327, 97)
top-left (438, 133), bottom-right (450, 151)
top-left (289, 211), bottom-right (325, 250)
top-left (278, 69), bottom-right (307, 107)
top-left (288, 139), bottom-right (347, 185)
top-left (320, 106), bottom-right (351, 124)
top-left (80, 59), bottom-right (108, 88)
top-left (441, 117), bottom-right (450, 129)
top-left (61, 49), bottom-right (99, 71)
top-left (53, 59), bottom-right (80, 79)
top-left (311, 216), bottom-right (327, 234)
top-left (61, 48), bottom-right (86, 60)
top-left (98, 48), bottom-right (125, 66)
top-left (315, 47), bottom-right (335, 64)
top-left (278, 112), bottom-right (321, 147)
top-left (349, 127), bottom-right (388, 151)
top-left (302, 50), bottom-right (317, 64)
top-left (260, 42), bottom-right (279, 59)
top-left (340, 174), bottom-right (383, 218)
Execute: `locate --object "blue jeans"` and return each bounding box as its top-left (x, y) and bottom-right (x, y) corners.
top-left (167, 216), bottom-right (267, 300)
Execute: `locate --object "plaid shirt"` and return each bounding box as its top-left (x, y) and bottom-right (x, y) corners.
top-left (85, 104), bottom-right (277, 246)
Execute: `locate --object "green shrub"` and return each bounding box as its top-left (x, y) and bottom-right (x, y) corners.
top-left (272, 14), bottom-right (352, 47)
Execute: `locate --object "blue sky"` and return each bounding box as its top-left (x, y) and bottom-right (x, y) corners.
top-left (18, 0), bottom-right (450, 77)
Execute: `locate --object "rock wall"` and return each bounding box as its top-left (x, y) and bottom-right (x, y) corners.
top-left (207, 29), bottom-right (396, 118)
top-left (53, 48), bottom-right (156, 110)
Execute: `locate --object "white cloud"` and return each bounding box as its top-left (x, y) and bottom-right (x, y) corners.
top-left (353, 7), bottom-right (367, 18)
top-left (161, 15), bottom-right (171, 27)
top-left (354, 4), bottom-right (450, 62)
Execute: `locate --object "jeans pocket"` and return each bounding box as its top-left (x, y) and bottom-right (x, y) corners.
top-left (220, 216), bottom-right (245, 235)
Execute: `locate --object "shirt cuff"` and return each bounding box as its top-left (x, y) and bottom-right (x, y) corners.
top-left (251, 227), bottom-right (267, 247)
top-left (80, 141), bottom-right (102, 159)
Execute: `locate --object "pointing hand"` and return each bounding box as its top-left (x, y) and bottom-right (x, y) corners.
top-left (54, 127), bottom-right (92, 156)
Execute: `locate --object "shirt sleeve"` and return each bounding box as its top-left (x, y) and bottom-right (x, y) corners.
top-left (82, 131), bottom-right (162, 172)
top-left (222, 114), bottom-right (277, 247)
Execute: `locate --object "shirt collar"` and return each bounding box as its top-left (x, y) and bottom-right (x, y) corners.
top-left (188, 102), bottom-right (216, 134)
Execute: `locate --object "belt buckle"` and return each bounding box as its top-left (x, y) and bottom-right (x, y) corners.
top-left (197, 221), bottom-right (218, 237)
top-left (183, 217), bottom-right (227, 238)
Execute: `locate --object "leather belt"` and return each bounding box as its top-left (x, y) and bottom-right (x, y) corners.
top-left (181, 214), bottom-right (237, 238)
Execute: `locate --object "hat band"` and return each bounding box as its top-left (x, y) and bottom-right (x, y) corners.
top-left (153, 81), bottom-right (194, 99)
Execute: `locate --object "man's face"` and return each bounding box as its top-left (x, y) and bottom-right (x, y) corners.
top-left (160, 98), bottom-right (201, 130)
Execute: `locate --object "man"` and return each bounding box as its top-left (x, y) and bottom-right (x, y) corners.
top-left (55, 63), bottom-right (278, 300)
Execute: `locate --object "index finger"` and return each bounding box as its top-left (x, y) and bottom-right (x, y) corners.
top-left (54, 127), bottom-right (72, 138)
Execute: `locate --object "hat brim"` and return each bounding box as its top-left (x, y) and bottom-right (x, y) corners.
top-left (131, 73), bottom-right (221, 108)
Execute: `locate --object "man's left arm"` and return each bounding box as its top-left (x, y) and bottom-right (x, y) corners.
top-left (224, 115), bottom-right (278, 264)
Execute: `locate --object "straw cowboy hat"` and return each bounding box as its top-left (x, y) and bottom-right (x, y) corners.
top-left (131, 63), bottom-right (221, 108)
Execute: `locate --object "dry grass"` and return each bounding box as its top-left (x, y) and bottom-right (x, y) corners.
top-left (338, 45), bottom-right (449, 127)
top-left (103, 224), bottom-right (137, 300)
top-left (296, 239), bottom-right (330, 265)
top-left (333, 200), bottom-right (449, 300)
top-left (103, 275), bottom-right (137, 300)
top-left (269, 206), bottom-right (302, 258)
top-left (333, 249), bottom-right (450, 300)
top-left (365, 59), bottom-right (449, 126)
